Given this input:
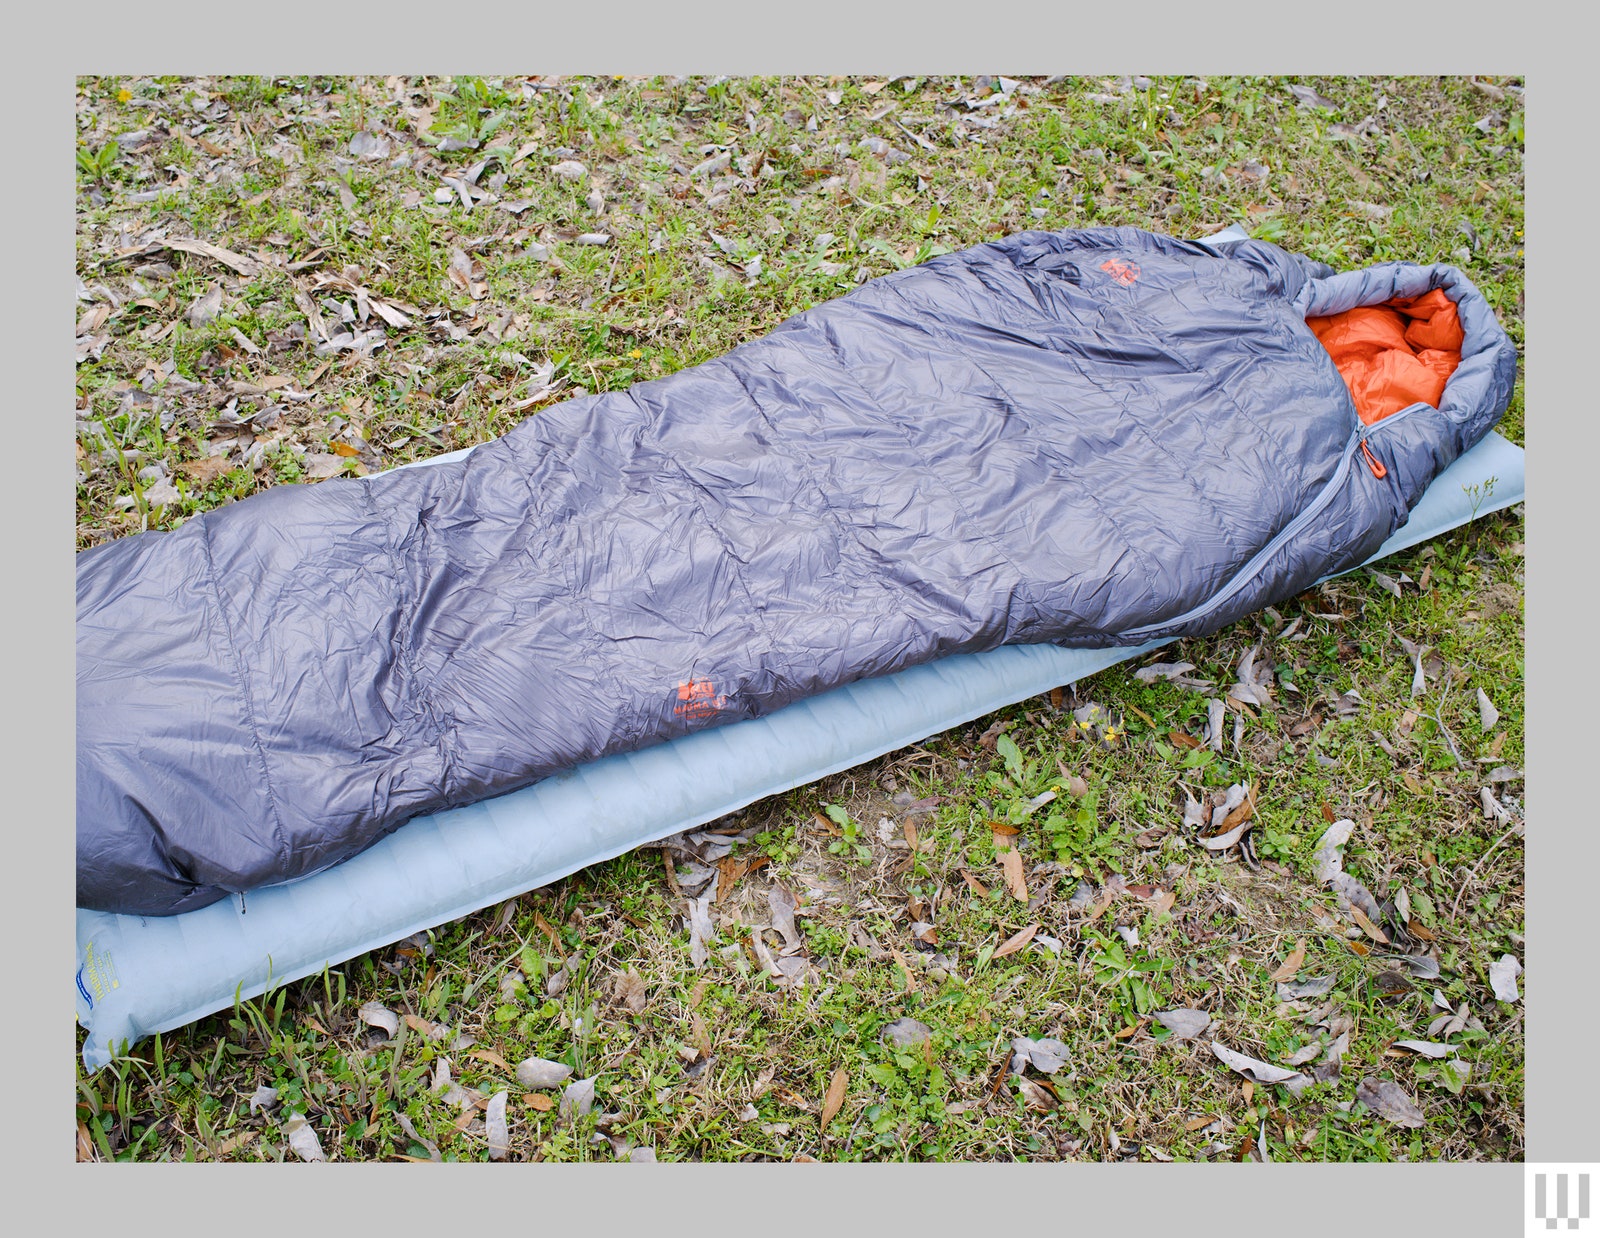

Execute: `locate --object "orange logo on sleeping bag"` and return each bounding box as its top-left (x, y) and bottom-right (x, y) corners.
top-left (1100, 257), bottom-right (1141, 286)
top-left (674, 678), bottom-right (728, 721)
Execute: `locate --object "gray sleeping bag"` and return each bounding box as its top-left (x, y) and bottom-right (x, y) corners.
top-left (76, 226), bottom-right (1517, 916)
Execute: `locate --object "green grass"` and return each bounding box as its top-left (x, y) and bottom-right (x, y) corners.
top-left (74, 73), bottom-right (1524, 1163)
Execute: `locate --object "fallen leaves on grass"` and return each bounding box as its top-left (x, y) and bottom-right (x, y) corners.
top-left (560, 1076), bottom-right (597, 1120)
top-left (1010, 1036), bottom-right (1071, 1073)
top-left (1355, 1076), bottom-right (1426, 1128)
top-left (1312, 817), bottom-right (1355, 881)
top-left (768, 885), bottom-right (801, 950)
top-left (485, 1091), bottom-right (510, 1160)
top-left (187, 284), bottom-right (223, 327)
top-left (882, 1018), bottom-right (931, 1049)
top-left (820, 1068), bottom-right (848, 1129)
top-left (994, 923), bottom-right (1039, 958)
top-left (687, 894), bottom-right (715, 968)
top-left (1228, 644), bottom-right (1274, 706)
top-left (1205, 698), bottom-right (1226, 750)
top-left (1368, 568), bottom-right (1403, 598)
top-left (1287, 83), bottom-right (1337, 109)
top-left (1269, 939), bottom-right (1307, 983)
top-left (448, 247), bottom-right (487, 300)
top-left (715, 852), bottom-right (768, 902)
top-left (1154, 1009), bottom-right (1212, 1040)
top-left (999, 847), bottom-right (1029, 903)
top-left (1199, 782), bottom-right (1256, 851)
top-left (1210, 1042), bottom-right (1309, 1093)
top-left (1346, 900), bottom-right (1392, 945)
top-left (1489, 954), bottom-right (1522, 1002)
top-left (281, 1111), bottom-right (327, 1162)
top-left (1278, 975), bottom-right (1335, 1000)
top-left (1477, 687), bottom-right (1500, 732)
top-left (393, 1111), bottom-right (440, 1161)
top-left (611, 969), bottom-right (648, 1014)
top-left (1134, 661), bottom-right (1212, 690)
top-left (1393, 1040), bottom-right (1457, 1059)
top-left (1481, 785), bottom-right (1513, 825)
top-left (357, 1001), bottom-right (398, 1039)
top-left (162, 236), bottom-right (259, 277)
top-left (1384, 954), bottom-right (1441, 981)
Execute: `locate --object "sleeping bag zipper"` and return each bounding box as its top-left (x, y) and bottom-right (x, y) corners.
top-left (1120, 405), bottom-right (1423, 640)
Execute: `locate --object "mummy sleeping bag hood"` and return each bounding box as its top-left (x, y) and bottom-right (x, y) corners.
top-left (76, 226), bottom-right (1518, 916)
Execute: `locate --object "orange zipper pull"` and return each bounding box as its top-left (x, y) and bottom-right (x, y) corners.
top-left (1361, 441), bottom-right (1388, 479)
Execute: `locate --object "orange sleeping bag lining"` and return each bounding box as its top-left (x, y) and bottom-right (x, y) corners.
top-left (1307, 289), bottom-right (1464, 426)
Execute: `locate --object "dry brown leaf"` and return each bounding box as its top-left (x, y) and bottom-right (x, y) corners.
top-left (164, 236), bottom-right (259, 276)
top-left (1083, 887), bottom-right (1115, 923)
top-left (771, 1084), bottom-right (814, 1112)
top-left (890, 947), bottom-right (918, 993)
top-left (470, 1048), bottom-right (514, 1074)
top-left (357, 1001), bottom-right (398, 1038)
top-left (961, 869), bottom-right (990, 897)
top-left (614, 969), bottom-right (648, 1014)
top-left (293, 287), bottom-right (331, 343)
top-left (179, 456), bottom-right (234, 485)
top-left (215, 1130), bottom-right (257, 1157)
top-left (1407, 919), bottom-right (1436, 942)
top-left (820, 1068), bottom-right (849, 1129)
top-left (1270, 939), bottom-right (1308, 983)
top-left (522, 1093), bottom-right (554, 1111)
top-left (715, 853), bottom-right (742, 902)
top-left (1354, 1076), bottom-right (1426, 1128)
top-left (903, 818), bottom-right (919, 851)
top-left (1348, 904), bottom-right (1391, 944)
top-left (1125, 702), bottom-right (1155, 727)
top-left (1219, 783), bottom-right (1258, 832)
top-left (768, 885), bottom-right (801, 950)
top-left (690, 1009), bottom-right (712, 1058)
top-left (534, 911), bottom-right (566, 958)
top-left (993, 923), bottom-right (1040, 959)
top-left (1018, 1077), bottom-right (1060, 1112)
top-left (1000, 849), bottom-right (1029, 902)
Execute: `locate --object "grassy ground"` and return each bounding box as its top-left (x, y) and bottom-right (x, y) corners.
top-left (74, 74), bottom-right (1525, 1163)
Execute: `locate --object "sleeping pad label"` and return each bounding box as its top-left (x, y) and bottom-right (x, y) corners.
top-left (77, 940), bottom-right (120, 1009)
